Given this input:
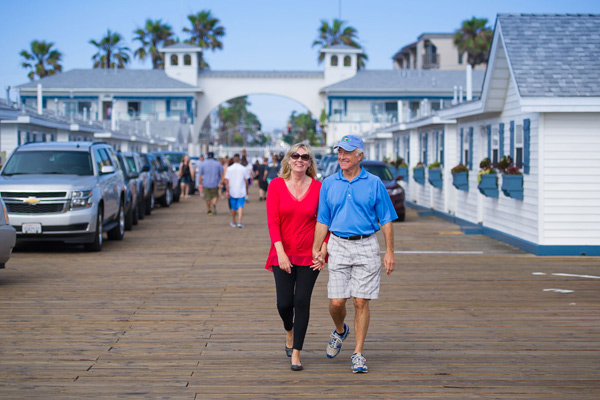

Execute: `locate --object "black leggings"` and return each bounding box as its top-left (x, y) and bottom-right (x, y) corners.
top-left (272, 264), bottom-right (320, 350)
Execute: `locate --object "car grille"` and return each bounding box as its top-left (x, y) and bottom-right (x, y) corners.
top-left (1, 191), bottom-right (67, 198)
top-left (13, 223), bottom-right (88, 232)
top-left (6, 203), bottom-right (66, 213)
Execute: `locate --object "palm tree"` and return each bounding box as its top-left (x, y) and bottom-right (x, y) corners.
top-left (183, 10), bottom-right (225, 70)
top-left (453, 17), bottom-right (493, 68)
top-left (133, 19), bottom-right (176, 69)
top-left (312, 19), bottom-right (368, 69)
top-left (20, 40), bottom-right (63, 80)
top-left (90, 30), bottom-right (131, 69)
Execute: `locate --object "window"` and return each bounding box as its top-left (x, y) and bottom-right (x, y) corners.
top-left (463, 129), bottom-right (470, 167)
top-left (330, 99), bottom-right (344, 120)
top-left (491, 127), bottom-right (499, 166)
top-left (410, 101), bottom-right (420, 118)
top-left (171, 54), bottom-right (178, 66)
top-left (515, 124), bottom-right (524, 168)
top-left (141, 101), bottom-right (156, 117)
top-left (343, 56), bottom-right (351, 67)
top-left (437, 131), bottom-right (444, 164)
top-left (331, 55), bottom-right (338, 66)
top-left (183, 54), bottom-right (192, 65)
top-left (170, 100), bottom-right (187, 119)
top-left (127, 101), bottom-right (140, 119)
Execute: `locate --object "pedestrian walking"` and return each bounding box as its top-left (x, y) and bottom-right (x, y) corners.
top-left (255, 157), bottom-right (269, 201)
top-left (197, 152), bottom-right (224, 215)
top-left (312, 135), bottom-right (397, 374)
top-left (265, 143), bottom-right (327, 371)
top-left (178, 155), bottom-right (195, 199)
top-left (225, 154), bottom-right (250, 228)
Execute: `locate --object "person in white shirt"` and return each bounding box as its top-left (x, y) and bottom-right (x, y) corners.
top-left (225, 154), bottom-right (251, 228)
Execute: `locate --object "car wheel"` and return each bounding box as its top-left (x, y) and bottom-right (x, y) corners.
top-left (173, 186), bottom-right (180, 202)
top-left (108, 201), bottom-right (125, 240)
top-left (160, 187), bottom-right (172, 207)
top-left (124, 204), bottom-right (134, 231)
top-left (145, 191), bottom-right (154, 215)
top-left (84, 208), bottom-right (103, 252)
top-left (137, 200), bottom-right (145, 220)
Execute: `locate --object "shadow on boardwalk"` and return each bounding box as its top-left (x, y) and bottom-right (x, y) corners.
top-left (1, 193), bottom-right (599, 399)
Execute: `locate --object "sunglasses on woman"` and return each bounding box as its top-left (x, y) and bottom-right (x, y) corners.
top-left (290, 153), bottom-right (311, 161)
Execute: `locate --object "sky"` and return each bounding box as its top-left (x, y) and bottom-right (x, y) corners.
top-left (1, 0), bottom-right (598, 131)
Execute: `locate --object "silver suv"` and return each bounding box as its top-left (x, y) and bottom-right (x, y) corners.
top-left (0, 141), bottom-right (126, 251)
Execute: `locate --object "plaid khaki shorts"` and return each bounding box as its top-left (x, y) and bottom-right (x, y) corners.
top-left (327, 234), bottom-right (381, 299)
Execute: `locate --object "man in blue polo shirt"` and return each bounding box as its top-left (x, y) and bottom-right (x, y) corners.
top-left (313, 134), bottom-right (396, 374)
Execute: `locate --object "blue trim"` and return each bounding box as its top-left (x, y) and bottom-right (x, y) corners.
top-left (327, 95), bottom-right (453, 101)
top-left (166, 99), bottom-right (171, 116)
top-left (510, 121), bottom-right (515, 160)
top-left (406, 201), bottom-right (600, 256)
top-left (406, 136), bottom-right (410, 165)
top-left (441, 131), bottom-right (444, 165)
top-left (499, 123), bottom-right (505, 157)
top-left (113, 96), bottom-right (193, 100)
top-left (523, 118), bottom-right (531, 174)
top-left (328, 99), bottom-right (332, 117)
top-left (459, 128), bottom-right (464, 164)
top-left (435, 132), bottom-right (439, 161)
top-left (20, 95), bottom-right (99, 100)
top-left (486, 125), bottom-right (491, 159)
top-left (468, 127), bottom-right (473, 170)
top-left (423, 134), bottom-right (428, 165)
top-left (344, 99), bottom-right (347, 116)
top-left (17, 130), bottom-right (21, 146)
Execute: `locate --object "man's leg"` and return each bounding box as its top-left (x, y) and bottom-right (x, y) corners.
top-left (237, 207), bottom-right (243, 224)
top-left (353, 298), bottom-right (370, 354)
top-left (329, 298), bottom-right (347, 334)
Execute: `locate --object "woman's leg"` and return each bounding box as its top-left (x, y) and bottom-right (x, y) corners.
top-left (272, 265), bottom-right (297, 334)
top-left (292, 266), bottom-right (320, 351)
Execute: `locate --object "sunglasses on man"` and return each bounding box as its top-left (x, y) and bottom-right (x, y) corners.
top-left (290, 153), bottom-right (311, 161)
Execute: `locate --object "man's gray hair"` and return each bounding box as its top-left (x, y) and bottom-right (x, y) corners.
top-left (355, 148), bottom-right (364, 156)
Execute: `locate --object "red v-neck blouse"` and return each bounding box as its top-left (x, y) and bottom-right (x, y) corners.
top-left (265, 177), bottom-right (325, 271)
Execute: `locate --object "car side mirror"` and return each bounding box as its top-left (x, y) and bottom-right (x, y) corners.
top-left (101, 165), bottom-right (116, 174)
top-left (141, 164), bottom-right (150, 172)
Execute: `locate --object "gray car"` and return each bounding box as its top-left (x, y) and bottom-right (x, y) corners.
top-left (0, 197), bottom-right (16, 268)
top-left (0, 141), bottom-right (126, 251)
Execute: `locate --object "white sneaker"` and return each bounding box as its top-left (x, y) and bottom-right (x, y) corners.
top-left (351, 353), bottom-right (368, 373)
top-left (237, 223), bottom-right (244, 228)
top-left (230, 222), bottom-right (237, 228)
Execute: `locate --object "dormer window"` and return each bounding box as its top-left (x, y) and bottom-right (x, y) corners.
top-left (183, 54), bottom-right (192, 66)
top-left (343, 56), bottom-right (351, 67)
top-left (171, 54), bottom-right (179, 66)
top-left (331, 55), bottom-right (338, 66)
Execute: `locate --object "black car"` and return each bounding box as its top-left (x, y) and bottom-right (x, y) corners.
top-left (153, 153), bottom-right (180, 203)
top-left (115, 152), bottom-right (140, 230)
top-left (122, 152), bottom-right (149, 220)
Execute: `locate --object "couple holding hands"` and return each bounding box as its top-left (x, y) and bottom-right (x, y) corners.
top-left (265, 135), bottom-right (397, 373)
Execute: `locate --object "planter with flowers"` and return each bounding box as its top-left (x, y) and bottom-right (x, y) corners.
top-left (427, 161), bottom-right (443, 188)
top-left (393, 157), bottom-right (409, 180)
top-left (450, 163), bottom-right (469, 191)
top-left (413, 162), bottom-right (425, 185)
top-left (498, 155), bottom-right (523, 200)
top-left (477, 158), bottom-right (498, 198)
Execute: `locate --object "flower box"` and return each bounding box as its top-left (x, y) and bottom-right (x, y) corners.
top-left (395, 166), bottom-right (408, 180)
top-left (428, 169), bottom-right (443, 188)
top-left (478, 174), bottom-right (498, 198)
top-left (452, 171), bottom-right (469, 191)
top-left (413, 167), bottom-right (425, 185)
top-left (501, 174), bottom-right (524, 200)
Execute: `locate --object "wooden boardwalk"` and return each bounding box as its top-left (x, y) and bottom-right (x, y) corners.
top-left (1, 192), bottom-right (599, 399)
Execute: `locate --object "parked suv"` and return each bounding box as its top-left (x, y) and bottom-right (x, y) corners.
top-left (0, 141), bottom-right (126, 251)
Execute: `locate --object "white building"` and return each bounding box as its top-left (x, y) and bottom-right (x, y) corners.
top-left (387, 14), bottom-right (600, 256)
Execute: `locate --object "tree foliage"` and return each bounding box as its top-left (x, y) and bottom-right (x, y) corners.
top-left (133, 19), bottom-right (176, 69)
top-left (217, 97), bottom-right (262, 146)
top-left (312, 19), bottom-right (367, 69)
top-left (183, 10), bottom-right (225, 70)
top-left (20, 40), bottom-right (63, 80)
top-left (284, 111), bottom-right (320, 147)
top-left (453, 17), bottom-right (493, 68)
top-left (90, 30), bottom-right (131, 69)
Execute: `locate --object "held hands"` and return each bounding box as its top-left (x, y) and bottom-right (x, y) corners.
top-left (311, 245), bottom-right (326, 271)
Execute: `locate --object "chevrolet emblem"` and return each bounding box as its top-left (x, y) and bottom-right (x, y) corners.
top-left (24, 197), bottom-right (41, 205)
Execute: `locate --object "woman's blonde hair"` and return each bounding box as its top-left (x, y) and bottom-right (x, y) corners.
top-left (279, 143), bottom-right (317, 180)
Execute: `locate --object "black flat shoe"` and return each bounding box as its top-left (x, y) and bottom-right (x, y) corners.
top-left (285, 346), bottom-right (293, 357)
top-left (291, 363), bottom-right (303, 371)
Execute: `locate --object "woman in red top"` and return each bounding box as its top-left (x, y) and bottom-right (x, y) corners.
top-left (266, 143), bottom-right (327, 371)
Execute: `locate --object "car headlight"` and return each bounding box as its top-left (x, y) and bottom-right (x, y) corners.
top-left (387, 187), bottom-right (403, 196)
top-left (70, 190), bottom-right (93, 210)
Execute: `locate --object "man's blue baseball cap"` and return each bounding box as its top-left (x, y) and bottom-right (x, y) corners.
top-left (333, 135), bottom-right (364, 151)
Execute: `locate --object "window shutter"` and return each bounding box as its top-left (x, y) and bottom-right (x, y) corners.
top-left (499, 123), bottom-right (505, 157)
top-left (460, 128), bottom-right (464, 164)
top-left (510, 121), bottom-right (515, 160)
top-left (166, 99), bottom-right (171, 117)
top-left (441, 131), bottom-right (445, 165)
top-left (424, 134), bottom-right (428, 165)
top-left (406, 136), bottom-right (410, 165)
top-left (487, 125), bottom-right (492, 159)
top-left (468, 127), bottom-right (473, 170)
top-left (435, 132), bottom-right (439, 161)
top-left (524, 118), bottom-right (531, 174)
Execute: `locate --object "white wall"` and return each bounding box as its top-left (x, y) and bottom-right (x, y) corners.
top-left (541, 112), bottom-right (600, 246)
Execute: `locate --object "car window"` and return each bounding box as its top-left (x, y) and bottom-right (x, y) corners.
top-left (125, 156), bottom-right (138, 172)
top-left (163, 153), bottom-right (184, 165)
top-left (362, 164), bottom-right (394, 181)
top-left (2, 150), bottom-right (93, 176)
top-left (97, 148), bottom-right (113, 167)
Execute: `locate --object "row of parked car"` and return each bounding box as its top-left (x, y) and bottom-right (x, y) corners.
top-left (0, 142), bottom-right (187, 266)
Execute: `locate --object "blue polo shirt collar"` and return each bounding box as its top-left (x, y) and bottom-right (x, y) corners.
top-left (335, 167), bottom-right (368, 182)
